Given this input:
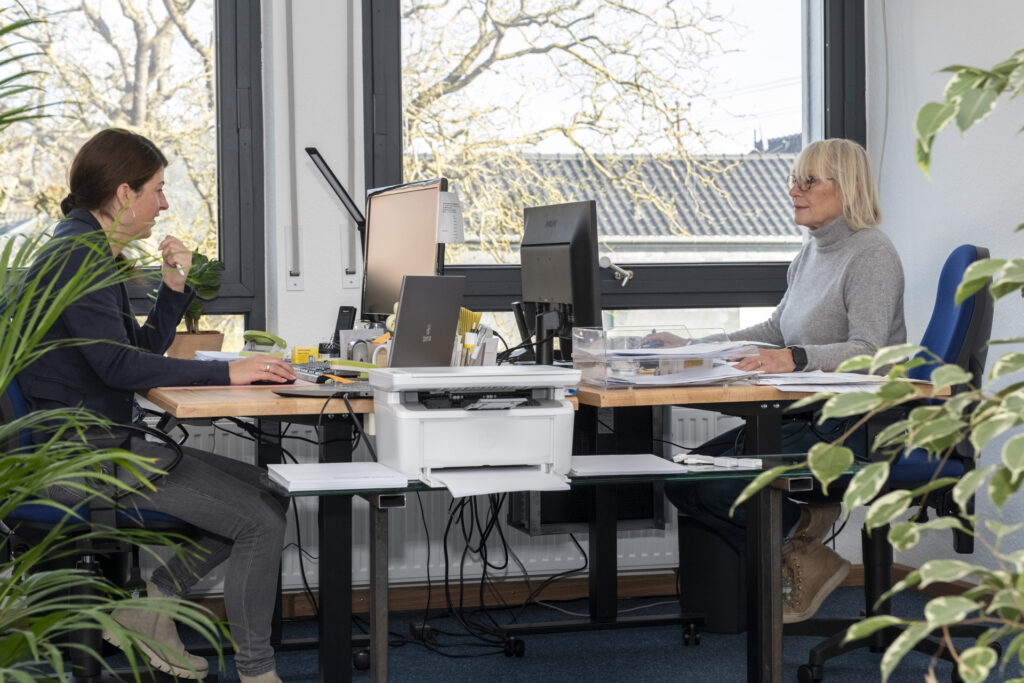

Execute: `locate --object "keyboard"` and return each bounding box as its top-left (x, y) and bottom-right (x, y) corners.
top-left (291, 360), bottom-right (336, 383)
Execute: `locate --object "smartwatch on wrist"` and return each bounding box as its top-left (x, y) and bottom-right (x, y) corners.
top-left (788, 346), bottom-right (807, 372)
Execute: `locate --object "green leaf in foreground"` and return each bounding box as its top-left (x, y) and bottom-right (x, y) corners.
top-left (728, 464), bottom-right (802, 516)
top-left (807, 442), bottom-right (853, 493)
top-left (957, 645), bottom-right (998, 683)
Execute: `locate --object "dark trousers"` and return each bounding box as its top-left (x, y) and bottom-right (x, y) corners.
top-left (665, 415), bottom-right (868, 552)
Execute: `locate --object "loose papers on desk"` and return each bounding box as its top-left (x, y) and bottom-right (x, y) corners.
top-left (608, 363), bottom-right (756, 386)
top-left (266, 462), bottom-right (408, 492)
top-left (596, 341), bottom-right (764, 360)
top-left (756, 371), bottom-right (888, 394)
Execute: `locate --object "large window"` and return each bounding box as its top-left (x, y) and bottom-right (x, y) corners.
top-left (365, 0), bottom-right (864, 325)
top-left (0, 1), bottom-right (263, 344)
top-left (401, 0), bottom-right (805, 269)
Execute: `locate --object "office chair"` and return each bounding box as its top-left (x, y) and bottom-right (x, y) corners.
top-left (788, 244), bottom-right (994, 682)
top-left (1, 377), bottom-right (217, 682)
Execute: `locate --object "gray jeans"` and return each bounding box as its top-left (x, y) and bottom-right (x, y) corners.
top-left (50, 436), bottom-right (287, 677)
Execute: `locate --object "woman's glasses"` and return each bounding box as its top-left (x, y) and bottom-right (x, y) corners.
top-left (787, 174), bottom-right (831, 192)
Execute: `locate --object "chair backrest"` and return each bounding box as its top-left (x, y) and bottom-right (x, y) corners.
top-left (0, 376), bottom-right (32, 451)
top-left (907, 244), bottom-right (993, 386)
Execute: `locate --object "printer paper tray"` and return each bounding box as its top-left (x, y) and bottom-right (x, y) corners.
top-left (425, 465), bottom-right (569, 498)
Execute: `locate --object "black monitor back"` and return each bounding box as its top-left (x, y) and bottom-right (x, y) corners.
top-left (520, 200), bottom-right (601, 328)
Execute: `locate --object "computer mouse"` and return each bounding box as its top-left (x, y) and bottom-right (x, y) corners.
top-left (251, 378), bottom-right (296, 385)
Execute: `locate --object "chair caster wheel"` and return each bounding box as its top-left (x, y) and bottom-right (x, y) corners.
top-left (353, 648), bottom-right (370, 670)
top-left (797, 664), bottom-right (822, 683)
top-left (682, 623), bottom-right (701, 646)
top-left (503, 637), bottom-right (525, 657)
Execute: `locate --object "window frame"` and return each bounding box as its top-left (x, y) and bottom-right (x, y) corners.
top-left (362, 0), bottom-right (865, 313)
top-left (128, 0), bottom-right (266, 329)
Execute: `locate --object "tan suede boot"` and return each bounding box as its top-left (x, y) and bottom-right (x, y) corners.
top-left (103, 581), bottom-right (209, 679)
top-left (239, 671), bottom-right (282, 683)
top-left (791, 502), bottom-right (841, 545)
top-left (781, 540), bottom-right (851, 624)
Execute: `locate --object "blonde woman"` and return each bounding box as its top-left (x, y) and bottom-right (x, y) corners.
top-left (667, 138), bottom-right (906, 624)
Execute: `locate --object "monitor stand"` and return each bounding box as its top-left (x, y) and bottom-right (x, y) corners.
top-left (534, 307), bottom-right (561, 365)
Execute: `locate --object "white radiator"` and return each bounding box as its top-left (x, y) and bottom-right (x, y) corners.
top-left (142, 410), bottom-right (741, 596)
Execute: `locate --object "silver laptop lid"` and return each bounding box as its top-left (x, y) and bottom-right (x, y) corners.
top-left (388, 275), bottom-right (465, 368)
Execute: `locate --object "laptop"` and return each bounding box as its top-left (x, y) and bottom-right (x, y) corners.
top-left (274, 275), bottom-right (465, 399)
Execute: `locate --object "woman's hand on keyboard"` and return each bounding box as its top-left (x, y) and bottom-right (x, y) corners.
top-left (229, 355), bottom-right (297, 385)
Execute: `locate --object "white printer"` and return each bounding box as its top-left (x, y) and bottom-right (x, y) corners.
top-left (368, 365), bottom-right (580, 487)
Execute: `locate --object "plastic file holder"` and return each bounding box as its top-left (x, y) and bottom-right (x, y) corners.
top-left (571, 326), bottom-right (731, 389)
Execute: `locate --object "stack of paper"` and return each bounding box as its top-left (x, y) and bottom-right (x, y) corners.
top-left (592, 341), bottom-right (763, 361)
top-left (570, 454), bottom-right (687, 476)
top-left (267, 462), bottom-right (408, 492)
top-left (604, 363), bottom-right (756, 387)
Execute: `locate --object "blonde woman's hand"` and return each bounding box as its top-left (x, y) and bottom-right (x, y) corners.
top-left (731, 348), bottom-right (797, 374)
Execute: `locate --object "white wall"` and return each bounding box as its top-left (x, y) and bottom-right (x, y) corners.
top-left (846, 0), bottom-right (1024, 568)
top-left (263, 1), bottom-right (364, 345)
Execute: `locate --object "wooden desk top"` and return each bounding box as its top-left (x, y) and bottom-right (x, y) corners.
top-left (575, 381), bottom-right (947, 408)
top-left (146, 382), bottom-right (937, 419)
top-left (575, 384), bottom-right (813, 408)
top-left (144, 386), bottom-right (373, 419)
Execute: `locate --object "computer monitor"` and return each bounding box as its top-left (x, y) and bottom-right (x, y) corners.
top-left (361, 178), bottom-right (448, 321)
top-left (519, 200), bottom-right (602, 363)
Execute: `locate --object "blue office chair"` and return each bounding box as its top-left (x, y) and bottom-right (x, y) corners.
top-left (1, 376), bottom-right (213, 682)
top-left (790, 244), bottom-right (994, 682)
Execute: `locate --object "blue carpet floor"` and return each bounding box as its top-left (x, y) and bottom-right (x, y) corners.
top-left (190, 586), bottom-right (1019, 682)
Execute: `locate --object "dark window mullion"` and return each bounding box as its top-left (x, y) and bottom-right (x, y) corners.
top-left (448, 263), bottom-right (789, 312)
top-left (128, 0), bottom-right (265, 328)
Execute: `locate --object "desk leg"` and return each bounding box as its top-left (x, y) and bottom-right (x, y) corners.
top-left (744, 412), bottom-right (783, 683)
top-left (319, 418), bottom-right (354, 683)
top-left (589, 484), bottom-right (618, 623)
top-left (747, 484), bottom-right (783, 683)
top-left (369, 499), bottom-right (389, 683)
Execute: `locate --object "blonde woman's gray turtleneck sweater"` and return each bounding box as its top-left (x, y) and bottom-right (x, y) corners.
top-left (728, 215), bottom-right (906, 372)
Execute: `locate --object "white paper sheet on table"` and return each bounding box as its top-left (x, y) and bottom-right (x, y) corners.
top-left (267, 462), bottom-right (409, 492)
top-left (194, 350), bottom-right (244, 361)
top-left (755, 371), bottom-right (887, 386)
top-left (771, 384), bottom-right (887, 394)
top-left (432, 466), bottom-right (569, 498)
top-left (570, 454), bottom-right (687, 476)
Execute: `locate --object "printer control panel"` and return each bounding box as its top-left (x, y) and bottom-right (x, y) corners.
top-left (401, 387), bottom-right (547, 411)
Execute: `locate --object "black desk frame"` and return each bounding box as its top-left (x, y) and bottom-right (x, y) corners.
top-left (253, 395), bottom-right (796, 683)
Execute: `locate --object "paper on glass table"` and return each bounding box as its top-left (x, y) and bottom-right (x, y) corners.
top-left (432, 466), bottom-right (569, 498)
top-left (570, 454), bottom-right (687, 476)
top-left (267, 462), bottom-right (408, 492)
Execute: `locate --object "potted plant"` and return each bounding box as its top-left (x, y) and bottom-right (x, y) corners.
top-left (735, 47), bottom-right (1024, 682)
top-left (0, 230), bottom-right (228, 679)
top-left (165, 249), bottom-right (225, 359)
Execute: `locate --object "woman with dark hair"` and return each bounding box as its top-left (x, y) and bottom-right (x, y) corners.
top-left (19, 128), bottom-right (294, 682)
